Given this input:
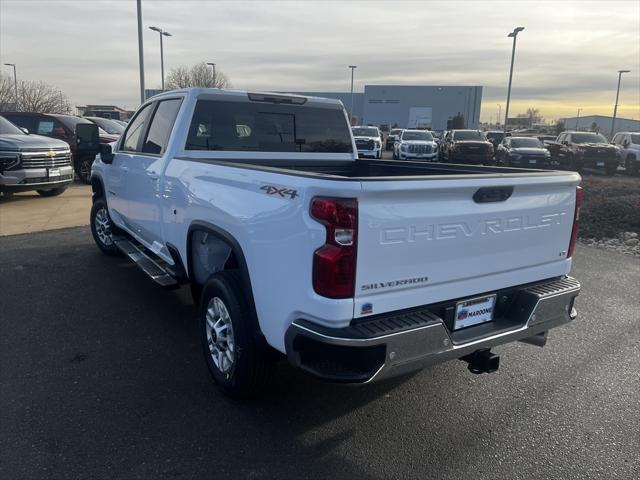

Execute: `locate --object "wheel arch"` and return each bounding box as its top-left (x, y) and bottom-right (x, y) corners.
top-left (91, 175), bottom-right (105, 203)
top-left (186, 221), bottom-right (265, 344)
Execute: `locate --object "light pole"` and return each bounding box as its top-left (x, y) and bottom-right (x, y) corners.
top-left (149, 26), bottom-right (172, 90)
top-left (496, 104), bottom-right (501, 127)
top-left (503, 26), bottom-right (524, 136)
top-left (610, 69), bottom-right (630, 139)
top-left (207, 62), bottom-right (216, 86)
top-left (4, 63), bottom-right (18, 110)
top-left (348, 65), bottom-right (357, 125)
top-left (575, 108), bottom-right (582, 130)
top-left (136, 0), bottom-right (145, 103)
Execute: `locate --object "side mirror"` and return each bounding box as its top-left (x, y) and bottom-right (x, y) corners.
top-left (76, 123), bottom-right (100, 157)
top-left (562, 140), bottom-right (569, 145)
top-left (623, 140), bottom-right (630, 147)
top-left (20, 127), bottom-right (29, 135)
top-left (99, 143), bottom-right (114, 164)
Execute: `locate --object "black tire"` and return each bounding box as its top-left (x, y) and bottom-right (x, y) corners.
top-left (1, 191), bottom-right (14, 199)
top-left (199, 270), bottom-right (274, 398)
top-left (90, 198), bottom-right (120, 256)
top-left (604, 162), bottom-right (617, 176)
top-left (36, 187), bottom-right (68, 197)
top-left (76, 156), bottom-right (94, 184)
top-left (626, 157), bottom-right (638, 176)
top-left (569, 155), bottom-right (583, 173)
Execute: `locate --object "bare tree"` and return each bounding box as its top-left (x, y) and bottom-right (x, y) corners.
top-left (165, 62), bottom-right (231, 90)
top-left (0, 74), bottom-right (17, 110)
top-left (0, 76), bottom-right (71, 114)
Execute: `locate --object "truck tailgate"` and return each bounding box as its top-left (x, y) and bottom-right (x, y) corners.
top-left (354, 173), bottom-right (581, 318)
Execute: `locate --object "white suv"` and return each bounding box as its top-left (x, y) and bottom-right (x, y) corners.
top-left (393, 129), bottom-right (438, 161)
top-left (611, 132), bottom-right (640, 175)
top-left (352, 126), bottom-right (382, 159)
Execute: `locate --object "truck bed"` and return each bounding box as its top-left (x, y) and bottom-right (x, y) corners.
top-left (178, 157), bottom-right (570, 180)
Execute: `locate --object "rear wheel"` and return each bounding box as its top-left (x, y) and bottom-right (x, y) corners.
top-left (199, 270), bottom-right (274, 398)
top-left (36, 187), bottom-right (67, 197)
top-left (90, 198), bottom-right (120, 255)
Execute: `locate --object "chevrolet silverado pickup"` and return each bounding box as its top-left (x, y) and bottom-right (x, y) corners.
top-left (545, 131), bottom-right (618, 175)
top-left (0, 115), bottom-right (73, 197)
top-left (90, 88), bottom-right (582, 398)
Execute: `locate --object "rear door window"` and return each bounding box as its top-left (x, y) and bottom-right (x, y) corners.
top-left (121, 103), bottom-right (153, 152)
top-left (185, 99), bottom-right (353, 153)
top-left (141, 98), bottom-right (182, 155)
top-left (36, 120), bottom-right (55, 135)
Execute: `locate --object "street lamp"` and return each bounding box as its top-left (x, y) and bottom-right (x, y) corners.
top-left (3, 63), bottom-right (18, 110)
top-left (348, 65), bottom-right (357, 125)
top-left (496, 104), bottom-right (501, 127)
top-left (575, 108), bottom-right (582, 130)
top-left (503, 26), bottom-right (525, 136)
top-left (610, 69), bottom-right (630, 138)
top-left (136, 0), bottom-right (145, 103)
top-left (207, 62), bottom-right (216, 86)
top-left (149, 26), bottom-right (172, 90)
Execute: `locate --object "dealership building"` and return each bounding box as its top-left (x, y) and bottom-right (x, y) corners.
top-left (559, 115), bottom-right (639, 136)
top-left (293, 85), bottom-right (483, 130)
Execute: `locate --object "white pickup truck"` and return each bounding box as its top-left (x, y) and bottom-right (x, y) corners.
top-left (90, 88), bottom-right (582, 397)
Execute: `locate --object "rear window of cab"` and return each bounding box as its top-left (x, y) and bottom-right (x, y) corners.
top-left (185, 100), bottom-right (353, 153)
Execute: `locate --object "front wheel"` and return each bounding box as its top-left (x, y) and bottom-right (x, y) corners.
top-left (90, 198), bottom-right (120, 255)
top-left (626, 157), bottom-right (638, 176)
top-left (200, 270), bottom-right (274, 398)
top-left (76, 156), bottom-right (94, 184)
top-left (604, 162), bottom-right (617, 176)
top-left (37, 187), bottom-right (67, 197)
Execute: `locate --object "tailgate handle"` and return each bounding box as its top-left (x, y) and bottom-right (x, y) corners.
top-left (473, 186), bottom-right (513, 203)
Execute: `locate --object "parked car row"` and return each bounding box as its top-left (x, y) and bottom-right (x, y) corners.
top-left (384, 127), bottom-right (638, 176)
top-left (1, 112), bottom-right (120, 183)
top-left (0, 115), bottom-right (99, 198)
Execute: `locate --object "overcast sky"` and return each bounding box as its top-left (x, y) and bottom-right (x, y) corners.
top-left (1, 0), bottom-right (639, 122)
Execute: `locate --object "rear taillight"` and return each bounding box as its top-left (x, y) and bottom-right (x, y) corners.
top-left (567, 186), bottom-right (583, 258)
top-left (310, 197), bottom-right (358, 298)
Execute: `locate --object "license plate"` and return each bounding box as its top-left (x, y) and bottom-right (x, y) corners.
top-left (529, 159), bottom-right (537, 164)
top-left (454, 294), bottom-right (496, 330)
top-left (597, 161), bottom-right (604, 167)
top-left (48, 168), bottom-right (60, 178)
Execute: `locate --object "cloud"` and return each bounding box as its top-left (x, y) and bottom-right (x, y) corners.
top-left (1, 0), bottom-right (638, 119)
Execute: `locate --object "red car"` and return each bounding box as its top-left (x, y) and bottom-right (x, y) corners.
top-left (1, 112), bottom-right (118, 183)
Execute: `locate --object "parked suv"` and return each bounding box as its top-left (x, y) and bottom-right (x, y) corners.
top-left (441, 130), bottom-right (494, 165)
top-left (392, 129), bottom-right (438, 161)
top-left (546, 131), bottom-right (618, 175)
top-left (496, 136), bottom-right (551, 168)
top-left (352, 126), bottom-right (382, 159)
top-left (2, 112), bottom-right (118, 183)
top-left (611, 132), bottom-right (640, 176)
top-left (0, 115), bottom-right (73, 198)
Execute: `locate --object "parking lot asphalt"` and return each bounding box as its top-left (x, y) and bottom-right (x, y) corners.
top-left (0, 183), bottom-right (92, 236)
top-left (1, 227), bottom-right (638, 480)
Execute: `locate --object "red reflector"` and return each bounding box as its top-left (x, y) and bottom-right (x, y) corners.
top-left (310, 197), bottom-right (357, 299)
top-left (567, 186), bottom-right (583, 258)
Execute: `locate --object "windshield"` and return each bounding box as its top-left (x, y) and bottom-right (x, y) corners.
top-left (630, 134), bottom-right (640, 144)
top-left (186, 100), bottom-right (353, 153)
top-left (454, 130), bottom-right (485, 141)
top-left (485, 132), bottom-right (503, 140)
top-left (510, 138), bottom-right (543, 148)
top-left (571, 133), bottom-right (608, 144)
top-left (88, 117), bottom-right (125, 135)
top-left (352, 127), bottom-right (379, 137)
top-left (389, 129), bottom-right (402, 136)
top-left (0, 116), bottom-right (25, 135)
top-left (402, 130), bottom-right (433, 141)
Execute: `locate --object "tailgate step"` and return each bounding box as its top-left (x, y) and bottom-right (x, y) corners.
top-left (113, 237), bottom-right (178, 288)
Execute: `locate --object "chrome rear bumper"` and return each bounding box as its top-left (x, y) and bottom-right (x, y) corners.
top-left (285, 277), bottom-right (580, 383)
